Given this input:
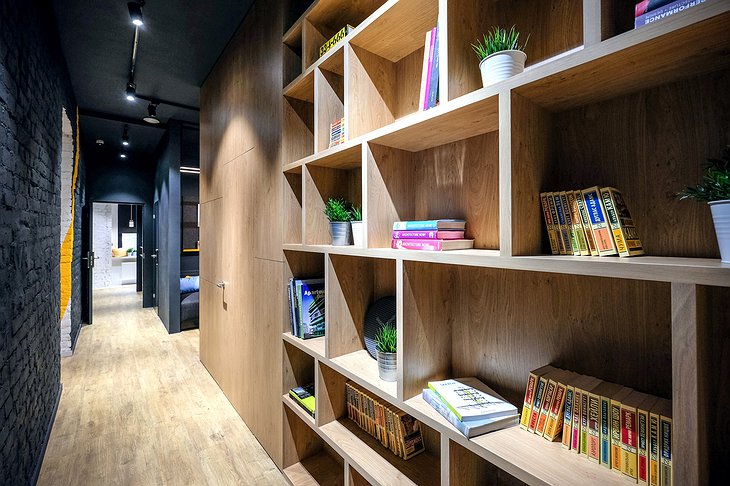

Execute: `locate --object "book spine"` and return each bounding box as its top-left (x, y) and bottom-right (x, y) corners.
top-left (520, 372), bottom-right (539, 430)
top-left (392, 230), bottom-right (465, 239)
top-left (391, 239), bottom-right (443, 251)
top-left (571, 387), bottom-right (582, 452)
top-left (287, 279), bottom-right (295, 335)
top-left (562, 385), bottom-right (575, 448)
top-left (544, 380), bottom-right (567, 441)
top-left (536, 379), bottom-right (557, 436)
top-left (540, 193), bottom-right (560, 255)
top-left (649, 412), bottom-right (660, 486)
top-left (418, 30), bottom-right (432, 113)
top-left (611, 398), bottom-right (624, 473)
top-left (423, 27), bottom-right (436, 110)
top-left (638, 407), bottom-right (650, 486)
top-left (635, 0), bottom-right (706, 27)
top-left (553, 193), bottom-right (574, 255)
top-left (568, 191), bottom-right (590, 256)
top-left (582, 187), bottom-right (618, 256)
top-left (601, 188), bottom-right (631, 257)
top-left (621, 405), bottom-right (639, 480)
top-left (560, 192), bottom-right (581, 255)
top-left (576, 191), bottom-right (600, 256)
top-left (579, 388), bottom-right (590, 455)
top-left (608, 187), bottom-right (645, 256)
top-left (587, 393), bottom-right (601, 462)
top-left (547, 193), bottom-right (568, 254)
top-left (600, 395), bottom-right (612, 467)
top-left (427, 24), bottom-right (440, 109)
top-left (528, 377), bottom-right (548, 433)
top-left (660, 415), bottom-right (672, 486)
top-left (392, 220), bottom-right (440, 230)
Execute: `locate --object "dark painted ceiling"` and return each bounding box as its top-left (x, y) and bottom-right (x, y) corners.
top-left (53, 0), bottom-right (254, 157)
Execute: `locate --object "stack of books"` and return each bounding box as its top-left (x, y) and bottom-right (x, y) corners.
top-left (289, 383), bottom-right (315, 418)
top-left (391, 219), bottom-right (473, 251)
top-left (520, 365), bottom-right (673, 485)
top-left (346, 381), bottom-right (425, 460)
top-left (539, 187), bottom-right (644, 257)
top-left (328, 117), bottom-right (345, 148)
top-left (635, 0), bottom-right (705, 28)
top-left (287, 278), bottom-right (325, 339)
top-left (422, 377), bottom-right (518, 438)
top-left (319, 25), bottom-right (353, 58)
top-left (418, 25), bottom-right (440, 111)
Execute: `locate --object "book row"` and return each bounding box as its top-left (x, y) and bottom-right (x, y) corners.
top-left (319, 25), bottom-right (353, 58)
top-left (422, 377), bottom-right (518, 439)
top-left (390, 219), bottom-right (474, 251)
top-left (345, 381), bottom-right (425, 460)
top-left (520, 365), bottom-right (673, 486)
top-left (540, 187), bottom-right (644, 257)
top-left (287, 278), bottom-right (325, 339)
top-left (329, 117), bottom-right (345, 148)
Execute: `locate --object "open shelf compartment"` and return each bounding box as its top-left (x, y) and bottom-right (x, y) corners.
top-left (317, 361), bottom-right (441, 486)
top-left (283, 406), bottom-right (345, 486)
top-left (326, 254), bottom-right (397, 399)
top-left (284, 166), bottom-right (304, 245)
top-left (510, 65), bottom-right (730, 259)
top-left (448, 439), bottom-right (526, 486)
top-left (315, 48), bottom-right (346, 153)
top-left (444, 0), bottom-right (584, 100)
top-left (284, 250), bottom-right (326, 351)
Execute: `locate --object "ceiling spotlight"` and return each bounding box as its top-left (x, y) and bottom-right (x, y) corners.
top-left (125, 81), bottom-right (136, 101)
top-left (122, 124), bottom-right (130, 146)
top-left (95, 139), bottom-right (105, 146)
top-left (120, 152), bottom-right (128, 159)
top-left (128, 1), bottom-right (145, 27)
top-left (143, 103), bottom-right (160, 124)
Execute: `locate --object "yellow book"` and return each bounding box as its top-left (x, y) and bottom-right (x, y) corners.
top-left (559, 191), bottom-right (581, 255)
top-left (540, 192), bottom-right (560, 255)
top-left (567, 191), bottom-right (590, 256)
top-left (520, 365), bottom-right (555, 430)
top-left (600, 187), bottom-right (644, 257)
top-left (610, 386), bottom-right (634, 474)
top-left (649, 409), bottom-right (661, 486)
top-left (654, 398), bottom-right (673, 486)
top-left (575, 190), bottom-right (599, 256)
top-left (638, 396), bottom-right (659, 486)
top-left (544, 371), bottom-right (576, 441)
top-left (589, 382), bottom-right (624, 466)
top-left (621, 391), bottom-right (651, 480)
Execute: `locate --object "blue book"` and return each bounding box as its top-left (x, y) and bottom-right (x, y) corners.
top-left (422, 388), bottom-right (518, 438)
top-left (392, 219), bottom-right (465, 231)
top-left (296, 278), bottom-right (325, 339)
top-left (426, 23), bottom-right (439, 110)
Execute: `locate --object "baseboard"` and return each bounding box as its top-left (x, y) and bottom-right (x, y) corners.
top-left (30, 383), bottom-right (62, 486)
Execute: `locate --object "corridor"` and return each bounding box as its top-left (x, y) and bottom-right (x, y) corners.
top-left (37, 287), bottom-right (285, 485)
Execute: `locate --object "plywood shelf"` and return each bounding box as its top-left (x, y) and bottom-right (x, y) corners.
top-left (284, 332), bottom-right (326, 360)
top-left (328, 350), bottom-right (398, 400)
top-left (283, 393), bottom-right (317, 430)
top-left (319, 419), bottom-right (438, 486)
top-left (283, 450), bottom-right (343, 486)
top-left (285, 69), bottom-right (316, 103)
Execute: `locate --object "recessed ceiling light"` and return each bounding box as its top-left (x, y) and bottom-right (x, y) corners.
top-left (122, 124), bottom-right (130, 146)
top-left (120, 152), bottom-right (128, 159)
top-left (143, 103), bottom-right (160, 124)
top-left (125, 81), bottom-right (136, 101)
top-left (128, 2), bottom-right (145, 27)
top-left (96, 139), bottom-right (105, 145)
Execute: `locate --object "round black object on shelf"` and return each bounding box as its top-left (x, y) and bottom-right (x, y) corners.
top-left (363, 296), bottom-right (397, 359)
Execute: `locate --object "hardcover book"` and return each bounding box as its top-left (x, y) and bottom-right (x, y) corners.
top-left (562, 377), bottom-right (577, 448)
top-left (392, 230), bottom-right (464, 240)
top-left (567, 191), bottom-right (591, 256)
top-left (655, 398), bottom-right (673, 486)
top-left (552, 193), bottom-right (573, 255)
top-left (589, 381), bottom-right (625, 467)
top-left (418, 29), bottom-right (433, 113)
top-left (638, 396), bottom-right (659, 485)
top-left (520, 365), bottom-right (556, 430)
top-left (530, 375), bottom-right (549, 433)
top-left (423, 27), bottom-right (437, 111)
top-left (296, 278), bottom-right (325, 339)
top-left (547, 193), bottom-right (568, 254)
top-left (535, 374), bottom-right (559, 436)
top-left (559, 191), bottom-right (581, 255)
top-left (575, 190), bottom-right (600, 256)
top-left (582, 187), bottom-right (618, 256)
top-left (422, 388), bottom-right (517, 438)
top-left (600, 187), bottom-right (644, 257)
top-left (649, 409), bottom-right (661, 486)
top-left (621, 391), bottom-right (651, 480)
top-left (611, 386), bottom-right (635, 474)
top-left (391, 238), bottom-right (474, 251)
top-left (579, 381), bottom-right (603, 456)
top-left (540, 192), bottom-right (560, 255)
top-left (428, 377), bottom-right (517, 422)
top-left (426, 24), bottom-right (440, 110)
top-left (544, 371), bottom-right (574, 441)
top-left (392, 219), bottom-right (466, 231)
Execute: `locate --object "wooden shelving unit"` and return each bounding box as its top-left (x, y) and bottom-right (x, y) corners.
top-left (281, 1), bottom-right (730, 484)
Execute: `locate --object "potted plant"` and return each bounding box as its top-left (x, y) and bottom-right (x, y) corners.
top-left (323, 197), bottom-right (352, 246)
top-left (677, 147), bottom-right (730, 263)
top-left (350, 206), bottom-right (364, 247)
top-left (472, 25), bottom-right (529, 88)
top-left (374, 320), bottom-right (397, 382)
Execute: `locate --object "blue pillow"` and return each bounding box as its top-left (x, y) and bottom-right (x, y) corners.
top-left (180, 276), bottom-right (199, 294)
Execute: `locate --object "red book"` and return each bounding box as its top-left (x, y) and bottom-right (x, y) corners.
top-left (391, 239), bottom-right (474, 251)
top-left (392, 230), bottom-right (465, 240)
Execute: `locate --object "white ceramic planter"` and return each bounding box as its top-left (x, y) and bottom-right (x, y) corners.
top-left (709, 199), bottom-right (730, 263)
top-left (351, 221), bottom-right (364, 247)
top-left (479, 50), bottom-right (527, 88)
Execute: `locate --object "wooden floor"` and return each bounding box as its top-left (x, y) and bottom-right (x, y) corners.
top-left (38, 286), bottom-right (286, 486)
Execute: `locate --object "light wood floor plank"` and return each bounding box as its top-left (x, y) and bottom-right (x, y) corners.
top-left (38, 286), bottom-right (285, 486)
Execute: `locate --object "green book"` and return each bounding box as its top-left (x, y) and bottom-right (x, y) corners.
top-left (289, 384), bottom-right (315, 418)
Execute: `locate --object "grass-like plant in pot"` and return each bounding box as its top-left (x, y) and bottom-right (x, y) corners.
top-left (472, 25), bottom-right (529, 88)
top-left (350, 206), bottom-right (364, 247)
top-left (374, 320), bottom-right (397, 382)
top-left (677, 147), bottom-right (730, 263)
top-left (323, 197), bottom-right (352, 246)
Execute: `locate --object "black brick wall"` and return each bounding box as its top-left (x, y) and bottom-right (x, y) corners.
top-left (0, 1), bottom-right (84, 484)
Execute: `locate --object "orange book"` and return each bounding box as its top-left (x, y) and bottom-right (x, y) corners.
top-left (520, 365), bottom-right (555, 430)
top-left (544, 371), bottom-right (577, 441)
top-left (536, 370), bottom-right (563, 436)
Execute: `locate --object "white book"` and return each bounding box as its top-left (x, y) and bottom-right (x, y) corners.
top-left (428, 377), bottom-right (518, 422)
top-left (418, 30), bottom-right (432, 112)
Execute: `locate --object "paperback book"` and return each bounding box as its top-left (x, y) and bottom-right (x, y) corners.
top-left (422, 387), bottom-right (517, 438)
top-left (635, 0), bottom-right (706, 28)
top-left (289, 383), bottom-right (315, 417)
top-left (391, 238), bottom-right (474, 251)
top-left (428, 377), bottom-right (518, 422)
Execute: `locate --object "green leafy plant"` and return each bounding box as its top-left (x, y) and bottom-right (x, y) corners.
top-left (374, 321), bottom-right (397, 354)
top-left (323, 197), bottom-right (352, 222)
top-left (350, 206), bottom-right (362, 222)
top-left (472, 25), bottom-right (529, 62)
top-left (677, 147), bottom-right (730, 202)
